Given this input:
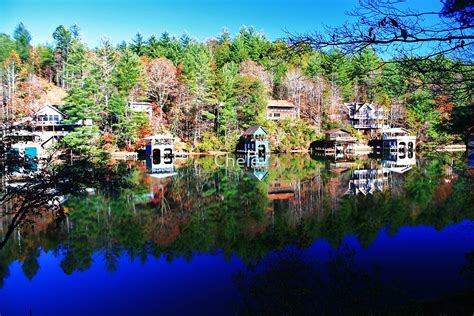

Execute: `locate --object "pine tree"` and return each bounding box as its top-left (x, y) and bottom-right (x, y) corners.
top-left (13, 23), bottom-right (31, 63)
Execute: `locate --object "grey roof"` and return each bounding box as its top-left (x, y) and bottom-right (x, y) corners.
top-left (242, 125), bottom-right (267, 136)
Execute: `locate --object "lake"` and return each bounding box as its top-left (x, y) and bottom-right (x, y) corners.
top-left (0, 152), bottom-right (473, 315)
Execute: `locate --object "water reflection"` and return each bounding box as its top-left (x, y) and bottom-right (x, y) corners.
top-left (0, 152), bottom-right (473, 313)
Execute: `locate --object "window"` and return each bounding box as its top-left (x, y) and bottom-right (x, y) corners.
top-left (54, 115), bottom-right (59, 122)
top-left (274, 113), bottom-right (281, 117)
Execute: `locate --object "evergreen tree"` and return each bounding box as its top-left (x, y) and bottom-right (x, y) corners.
top-left (130, 33), bottom-right (145, 56)
top-left (0, 33), bottom-right (16, 63)
top-left (13, 23), bottom-right (31, 63)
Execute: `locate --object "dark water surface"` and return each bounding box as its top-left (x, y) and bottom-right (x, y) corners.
top-left (0, 153), bottom-right (473, 315)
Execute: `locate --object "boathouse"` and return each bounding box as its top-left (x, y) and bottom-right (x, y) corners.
top-left (382, 128), bottom-right (416, 152)
top-left (310, 129), bottom-right (357, 157)
top-left (145, 135), bottom-right (174, 159)
top-left (236, 125), bottom-right (269, 157)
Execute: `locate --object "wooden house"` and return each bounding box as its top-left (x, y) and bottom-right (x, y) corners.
top-left (310, 129), bottom-right (357, 157)
top-left (236, 125), bottom-right (269, 157)
top-left (266, 100), bottom-right (298, 120)
top-left (325, 129), bottom-right (357, 142)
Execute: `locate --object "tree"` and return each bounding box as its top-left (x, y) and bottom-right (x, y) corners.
top-left (234, 75), bottom-right (267, 129)
top-left (145, 57), bottom-right (177, 111)
top-left (52, 25), bottom-right (72, 88)
top-left (130, 33), bottom-right (145, 56)
top-left (0, 33), bottom-right (16, 64)
top-left (180, 43), bottom-right (214, 146)
top-left (289, 0), bottom-right (473, 62)
top-left (13, 23), bottom-right (31, 63)
top-left (93, 39), bottom-right (118, 131)
top-left (1, 51), bottom-right (22, 121)
top-left (239, 60), bottom-right (273, 95)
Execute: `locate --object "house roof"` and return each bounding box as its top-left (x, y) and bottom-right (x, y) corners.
top-left (345, 102), bottom-right (376, 112)
top-left (36, 104), bottom-right (67, 117)
top-left (267, 100), bottom-right (295, 108)
top-left (242, 125), bottom-right (267, 136)
top-left (383, 127), bottom-right (409, 134)
top-left (145, 134), bottom-right (173, 140)
top-left (325, 128), bottom-right (351, 134)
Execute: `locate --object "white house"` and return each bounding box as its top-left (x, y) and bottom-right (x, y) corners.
top-left (32, 104), bottom-right (73, 148)
top-left (345, 103), bottom-right (388, 131)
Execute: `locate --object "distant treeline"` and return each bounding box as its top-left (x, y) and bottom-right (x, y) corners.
top-left (0, 24), bottom-right (472, 153)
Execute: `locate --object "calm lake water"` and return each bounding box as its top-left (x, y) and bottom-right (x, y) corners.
top-left (0, 153), bottom-right (473, 315)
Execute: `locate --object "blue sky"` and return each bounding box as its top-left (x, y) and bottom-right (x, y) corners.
top-left (1, 0), bottom-right (444, 47)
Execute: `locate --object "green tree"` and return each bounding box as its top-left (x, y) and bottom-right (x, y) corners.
top-left (13, 23), bottom-right (31, 63)
top-left (0, 33), bottom-right (16, 63)
top-left (234, 75), bottom-right (267, 129)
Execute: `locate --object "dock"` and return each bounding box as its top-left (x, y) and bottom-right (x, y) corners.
top-left (111, 152), bottom-right (138, 160)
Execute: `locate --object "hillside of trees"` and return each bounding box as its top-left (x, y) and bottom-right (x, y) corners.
top-left (1, 23), bottom-right (472, 154)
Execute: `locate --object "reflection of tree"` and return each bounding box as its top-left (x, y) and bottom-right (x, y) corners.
top-left (0, 153), bottom-right (472, 287)
top-left (234, 245), bottom-right (402, 315)
top-left (461, 249), bottom-right (474, 289)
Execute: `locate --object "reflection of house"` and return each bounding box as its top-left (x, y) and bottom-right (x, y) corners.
top-left (346, 164), bottom-right (389, 195)
top-left (266, 100), bottom-right (298, 120)
top-left (236, 125), bottom-right (269, 156)
top-left (145, 156), bottom-right (176, 178)
top-left (329, 160), bottom-right (357, 174)
top-left (241, 154), bottom-right (270, 181)
top-left (346, 103), bottom-right (387, 131)
top-left (382, 150), bottom-right (416, 174)
top-left (268, 181), bottom-right (295, 200)
top-left (129, 101), bottom-right (153, 121)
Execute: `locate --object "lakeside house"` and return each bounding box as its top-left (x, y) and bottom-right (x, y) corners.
top-left (325, 129), bottom-right (357, 142)
top-left (236, 125), bottom-right (270, 157)
top-left (145, 134), bottom-right (174, 159)
top-left (7, 104), bottom-right (94, 158)
top-left (266, 100), bottom-right (298, 120)
top-left (345, 103), bottom-right (388, 132)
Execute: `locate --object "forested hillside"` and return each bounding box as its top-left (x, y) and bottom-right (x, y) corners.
top-left (1, 23), bottom-right (472, 153)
